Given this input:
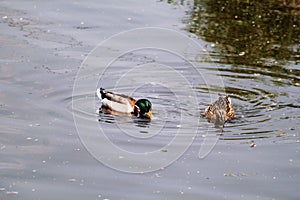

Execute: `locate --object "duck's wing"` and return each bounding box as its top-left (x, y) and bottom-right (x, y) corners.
top-left (225, 104), bottom-right (235, 119)
top-left (101, 98), bottom-right (134, 113)
top-left (97, 88), bottom-right (136, 103)
top-left (96, 88), bottom-right (136, 113)
top-left (204, 97), bottom-right (227, 120)
top-left (204, 104), bottom-right (214, 119)
top-left (205, 96), bottom-right (235, 121)
top-left (224, 97), bottom-right (235, 120)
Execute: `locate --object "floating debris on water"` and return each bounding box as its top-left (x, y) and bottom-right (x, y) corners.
top-left (6, 191), bottom-right (18, 195)
top-left (276, 129), bottom-right (285, 137)
top-left (29, 123), bottom-right (40, 127)
top-left (239, 51), bottom-right (245, 56)
top-left (250, 141), bottom-right (256, 148)
top-left (68, 178), bottom-right (76, 182)
top-left (224, 173), bottom-right (235, 177)
top-left (224, 172), bottom-right (247, 177)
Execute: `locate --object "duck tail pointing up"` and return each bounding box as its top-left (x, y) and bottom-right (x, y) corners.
top-left (97, 88), bottom-right (111, 100)
top-left (96, 88), bottom-right (103, 100)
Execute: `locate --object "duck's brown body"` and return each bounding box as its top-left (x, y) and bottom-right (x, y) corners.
top-left (204, 96), bottom-right (235, 128)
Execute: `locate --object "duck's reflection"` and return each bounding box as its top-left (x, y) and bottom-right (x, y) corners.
top-left (132, 117), bottom-right (151, 129)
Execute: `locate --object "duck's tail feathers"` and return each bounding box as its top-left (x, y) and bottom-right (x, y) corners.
top-left (96, 88), bottom-right (103, 100)
top-left (97, 88), bottom-right (111, 100)
top-left (98, 88), bottom-right (115, 100)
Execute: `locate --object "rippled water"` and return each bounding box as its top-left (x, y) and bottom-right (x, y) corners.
top-left (1, 0), bottom-right (300, 199)
top-left (184, 0), bottom-right (300, 142)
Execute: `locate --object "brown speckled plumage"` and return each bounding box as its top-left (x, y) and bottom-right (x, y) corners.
top-left (204, 96), bottom-right (235, 128)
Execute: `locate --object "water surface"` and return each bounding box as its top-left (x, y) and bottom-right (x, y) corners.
top-left (1, 0), bottom-right (299, 200)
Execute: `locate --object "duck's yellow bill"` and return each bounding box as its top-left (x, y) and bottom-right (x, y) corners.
top-left (144, 111), bottom-right (152, 119)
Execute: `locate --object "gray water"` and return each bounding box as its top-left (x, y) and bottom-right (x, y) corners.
top-left (1, 0), bottom-right (300, 200)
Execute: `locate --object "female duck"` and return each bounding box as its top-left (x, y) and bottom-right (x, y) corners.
top-left (96, 88), bottom-right (152, 119)
top-left (204, 96), bottom-right (235, 128)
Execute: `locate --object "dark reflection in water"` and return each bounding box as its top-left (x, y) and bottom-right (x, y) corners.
top-left (163, 0), bottom-right (300, 140)
top-left (185, 0), bottom-right (300, 66)
top-left (161, 0), bottom-right (300, 91)
top-left (132, 118), bottom-right (151, 128)
top-left (98, 113), bottom-right (151, 128)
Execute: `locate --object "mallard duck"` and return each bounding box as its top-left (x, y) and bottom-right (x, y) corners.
top-left (96, 88), bottom-right (152, 119)
top-left (204, 96), bottom-right (235, 128)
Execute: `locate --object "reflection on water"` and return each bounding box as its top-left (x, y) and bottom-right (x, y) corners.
top-left (162, 0), bottom-right (300, 141)
top-left (186, 0), bottom-right (300, 66)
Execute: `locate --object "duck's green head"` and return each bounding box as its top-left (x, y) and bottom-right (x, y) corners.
top-left (134, 99), bottom-right (152, 119)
